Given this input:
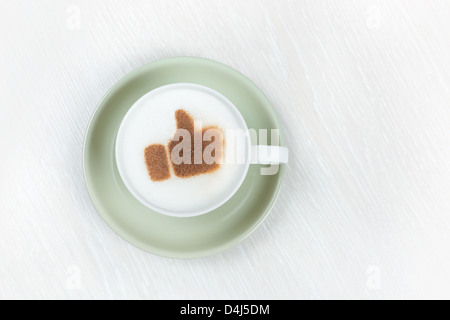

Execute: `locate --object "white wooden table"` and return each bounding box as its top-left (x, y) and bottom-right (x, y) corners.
top-left (1, 0), bottom-right (449, 299)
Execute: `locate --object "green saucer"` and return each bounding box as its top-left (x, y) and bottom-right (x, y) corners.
top-left (83, 57), bottom-right (286, 258)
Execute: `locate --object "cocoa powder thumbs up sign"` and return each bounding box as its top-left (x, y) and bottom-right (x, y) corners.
top-left (144, 109), bottom-right (224, 182)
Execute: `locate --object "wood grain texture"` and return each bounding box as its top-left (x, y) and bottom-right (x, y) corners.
top-left (1, 0), bottom-right (449, 299)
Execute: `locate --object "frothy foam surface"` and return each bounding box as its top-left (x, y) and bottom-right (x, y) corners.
top-left (116, 83), bottom-right (249, 216)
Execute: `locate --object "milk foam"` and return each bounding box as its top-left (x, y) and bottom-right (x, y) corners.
top-left (116, 84), bottom-right (249, 216)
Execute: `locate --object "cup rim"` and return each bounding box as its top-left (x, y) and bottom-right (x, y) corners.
top-left (115, 82), bottom-right (251, 217)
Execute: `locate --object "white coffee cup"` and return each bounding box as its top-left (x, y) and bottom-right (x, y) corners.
top-left (116, 83), bottom-right (288, 217)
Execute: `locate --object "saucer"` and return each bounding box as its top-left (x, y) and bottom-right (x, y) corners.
top-left (83, 57), bottom-right (286, 258)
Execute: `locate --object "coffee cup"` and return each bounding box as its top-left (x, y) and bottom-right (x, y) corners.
top-left (116, 83), bottom-right (288, 217)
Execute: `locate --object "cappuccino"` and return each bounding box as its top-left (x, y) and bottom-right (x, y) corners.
top-left (116, 83), bottom-right (249, 216)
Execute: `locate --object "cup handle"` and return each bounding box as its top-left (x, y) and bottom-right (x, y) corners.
top-left (250, 145), bottom-right (289, 165)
